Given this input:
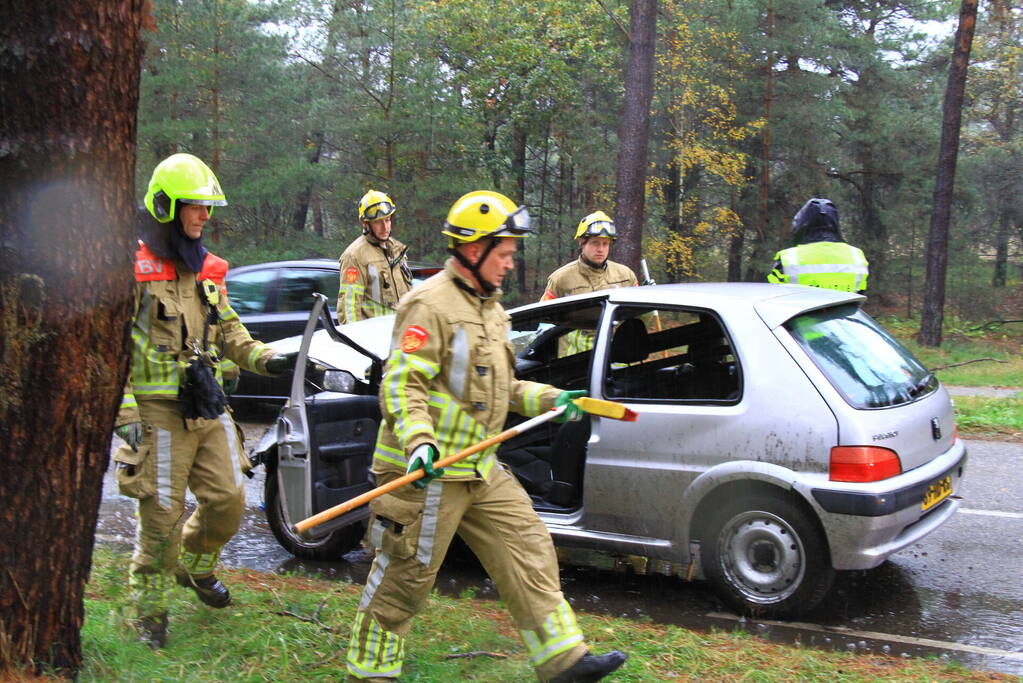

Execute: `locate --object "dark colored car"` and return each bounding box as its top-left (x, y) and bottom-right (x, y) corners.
top-left (225, 258), bottom-right (439, 405)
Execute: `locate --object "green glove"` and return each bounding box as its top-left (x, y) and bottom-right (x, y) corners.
top-left (115, 422), bottom-right (143, 451)
top-left (223, 376), bottom-right (240, 395)
top-left (265, 351), bottom-right (298, 376)
top-left (554, 390), bottom-right (587, 423)
top-left (406, 444), bottom-right (444, 489)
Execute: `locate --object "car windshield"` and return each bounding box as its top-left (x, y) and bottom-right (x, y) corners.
top-left (786, 304), bottom-right (937, 409)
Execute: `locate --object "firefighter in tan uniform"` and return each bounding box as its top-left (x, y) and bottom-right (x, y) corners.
top-left (337, 190), bottom-right (413, 324)
top-left (541, 211), bottom-right (638, 354)
top-left (112, 154), bottom-right (297, 648)
top-left (344, 191), bottom-right (627, 682)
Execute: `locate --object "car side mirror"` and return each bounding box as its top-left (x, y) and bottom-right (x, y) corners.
top-left (323, 369), bottom-right (358, 394)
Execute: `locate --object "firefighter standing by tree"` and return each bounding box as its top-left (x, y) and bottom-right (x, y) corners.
top-left (337, 190), bottom-right (413, 324)
top-left (113, 153), bottom-right (296, 648)
top-left (344, 191), bottom-right (627, 682)
top-left (767, 198), bottom-right (869, 294)
top-left (541, 211), bottom-right (638, 353)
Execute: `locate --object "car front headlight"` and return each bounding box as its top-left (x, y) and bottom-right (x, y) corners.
top-left (322, 369), bottom-right (358, 394)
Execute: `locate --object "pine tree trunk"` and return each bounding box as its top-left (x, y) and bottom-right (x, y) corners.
top-left (0, 1), bottom-right (142, 676)
top-left (919, 0), bottom-right (978, 347)
top-left (613, 0), bottom-right (657, 274)
top-left (992, 212), bottom-right (1009, 288)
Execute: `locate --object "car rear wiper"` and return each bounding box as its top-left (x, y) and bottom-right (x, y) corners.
top-left (909, 372), bottom-right (936, 397)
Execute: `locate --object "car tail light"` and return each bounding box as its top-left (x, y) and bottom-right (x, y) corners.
top-left (829, 446), bottom-right (902, 482)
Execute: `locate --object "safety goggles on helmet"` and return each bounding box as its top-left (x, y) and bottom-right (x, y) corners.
top-left (582, 220), bottom-right (615, 239)
top-left (493, 205), bottom-right (532, 236)
top-left (442, 190), bottom-right (534, 244)
top-left (362, 200), bottom-right (395, 221)
top-left (444, 205), bottom-right (532, 240)
top-left (575, 211), bottom-right (617, 240)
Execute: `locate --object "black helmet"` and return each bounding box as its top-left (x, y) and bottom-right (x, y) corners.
top-left (791, 198), bottom-right (842, 243)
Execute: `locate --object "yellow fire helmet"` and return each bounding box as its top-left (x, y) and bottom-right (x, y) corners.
top-left (358, 190), bottom-right (396, 223)
top-left (144, 153), bottom-right (227, 223)
top-left (575, 210), bottom-right (617, 240)
top-left (442, 190), bottom-right (533, 246)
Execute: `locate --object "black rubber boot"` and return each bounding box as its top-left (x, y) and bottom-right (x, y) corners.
top-left (175, 570), bottom-right (231, 608)
top-left (550, 650), bottom-right (627, 682)
top-left (132, 612), bottom-right (168, 649)
top-left (344, 546), bottom-right (376, 565)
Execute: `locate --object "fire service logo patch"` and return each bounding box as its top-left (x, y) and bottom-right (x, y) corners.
top-left (401, 325), bottom-right (429, 353)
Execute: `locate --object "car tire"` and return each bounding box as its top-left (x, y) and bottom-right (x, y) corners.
top-left (702, 494), bottom-right (834, 619)
top-left (264, 472), bottom-right (364, 560)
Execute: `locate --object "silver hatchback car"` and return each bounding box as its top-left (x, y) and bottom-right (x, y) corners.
top-left (254, 283), bottom-right (966, 618)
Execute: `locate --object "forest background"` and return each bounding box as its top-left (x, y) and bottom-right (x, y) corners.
top-left (137, 0), bottom-right (1023, 316)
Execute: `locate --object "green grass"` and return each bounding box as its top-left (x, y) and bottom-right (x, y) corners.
top-left (79, 548), bottom-right (1014, 682)
top-left (878, 316), bottom-right (1023, 388)
top-left (953, 395), bottom-right (1023, 440)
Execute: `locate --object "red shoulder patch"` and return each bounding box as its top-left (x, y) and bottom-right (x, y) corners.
top-left (541, 289), bottom-right (557, 301)
top-left (198, 252), bottom-right (229, 285)
top-left (345, 267), bottom-right (359, 284)
top-left (400, 325), bottom-right (429, 353)
top-left (134, 242), bottom-right (175, 282)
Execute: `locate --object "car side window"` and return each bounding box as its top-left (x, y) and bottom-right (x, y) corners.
top-left (276, 269), bottom-right (340, 312)
top-left (225, 268), bottom-right (277, 314)
top-left (603, 306), bottom-right (741, 404)
top-left (510, 301), bottom-right (604, 391)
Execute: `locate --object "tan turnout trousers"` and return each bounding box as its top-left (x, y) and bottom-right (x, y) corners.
top-left (113, 399), bottom-right (250, 616)
top-left (346, 465), bottom-right (586, 681)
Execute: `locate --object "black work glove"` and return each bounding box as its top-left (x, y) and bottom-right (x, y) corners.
top-left (115, 422), bottom-right (143, 451)
top-left (265, 352), bottom-right (298, 376)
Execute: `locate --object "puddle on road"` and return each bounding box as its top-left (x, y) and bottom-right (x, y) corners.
top-left (97, 494), bottom-right (1022, 677)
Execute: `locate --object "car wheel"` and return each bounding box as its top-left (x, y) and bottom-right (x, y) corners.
top-left (702, 495), bottom-right (834, 619)
top-left (264, 472), bottom-right (364, 560)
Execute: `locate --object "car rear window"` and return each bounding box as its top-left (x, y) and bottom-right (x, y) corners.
top-left (786, 304), bottom-right (937, 409)
top-left (276, 268), bottom-right (339, 312)
top-left (226, 268), bottom-right (277, 314)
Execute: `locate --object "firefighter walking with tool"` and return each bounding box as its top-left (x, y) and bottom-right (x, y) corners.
top-left (113, 153), bottom-right (297, 648)
top-left (344, 191), bottom-right (627, 682)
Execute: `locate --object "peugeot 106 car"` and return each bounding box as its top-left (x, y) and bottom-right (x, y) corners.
top-left (253, 283), bottom-right (966, 618)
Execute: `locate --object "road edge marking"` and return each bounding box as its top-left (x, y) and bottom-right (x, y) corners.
top-left (959, 507), bottom-right (1023, 520)
top-left (705, 612), bottom-right (1023, 661)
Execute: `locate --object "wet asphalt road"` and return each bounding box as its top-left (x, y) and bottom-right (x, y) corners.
top-left (96, 427), bottom-right (1023, 676)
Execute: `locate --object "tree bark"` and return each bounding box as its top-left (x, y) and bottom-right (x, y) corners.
top-left (0, 1), bottom-right (142, 676)
top-left (919, 0), bottom-right (978, 347)
top-left (512, 127), bottom-right (528, 296)
top-left (992, 212), bottom-right (1009, 287)
top-left (292, 135), bottom-right (324, 233)
top-left (727, 193), bottom-right (744, 282)
top-left (613, 0), bottom-right (657, 274)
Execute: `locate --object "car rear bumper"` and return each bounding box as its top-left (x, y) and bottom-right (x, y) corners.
top-left (803, 440), bottom-right (967, 570)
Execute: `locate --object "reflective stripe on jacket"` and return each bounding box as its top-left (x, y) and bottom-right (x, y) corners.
top-left (117, 242), bottom-right (276, 425)
top-left (767, 242), bottom-right (869, 293)
top-left (373, 259), bottom-right (560, 480)
top-left (337, 235), bottom-right (412, 324)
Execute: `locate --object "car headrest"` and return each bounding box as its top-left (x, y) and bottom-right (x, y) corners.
top-left (610, 317), bottom-right (649, 364)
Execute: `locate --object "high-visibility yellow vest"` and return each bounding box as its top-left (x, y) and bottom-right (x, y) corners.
top-left (768, 241), bottom-right (869, 293)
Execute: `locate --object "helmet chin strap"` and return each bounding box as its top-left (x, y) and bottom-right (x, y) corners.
top-left (452, 237), bottom-right (500, 295)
